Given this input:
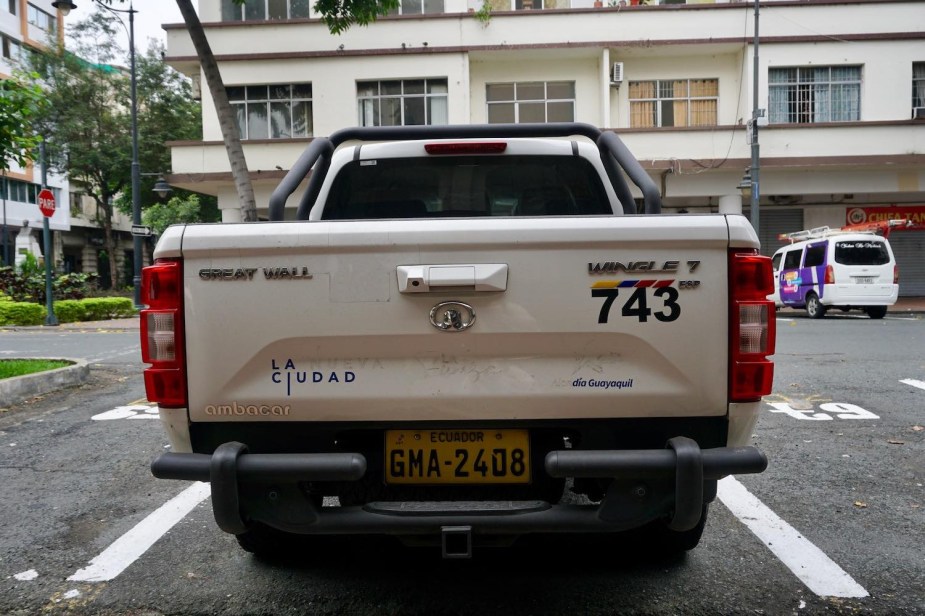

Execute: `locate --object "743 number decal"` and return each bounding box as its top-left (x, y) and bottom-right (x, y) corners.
top-left (592, 287), bottom-right (681, 323)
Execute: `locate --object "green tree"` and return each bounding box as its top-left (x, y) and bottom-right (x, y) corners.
top-left (29, 11), bottom-right (130, 290)
top-left (108, 0), bottom-right (398, 223)
top-left (311, 0), bottom-right (400, 34)
top-left (31, 10), bottom-right (201, 289)
top-left (0, 72), bottom-right (47, 170)
top-left (114, 40), bottom-right (201, 215)
top-left (142, 194), bottom-right (219, 236)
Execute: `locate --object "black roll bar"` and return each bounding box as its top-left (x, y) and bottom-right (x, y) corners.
top-left (268, 122), bottom-right (662, 221)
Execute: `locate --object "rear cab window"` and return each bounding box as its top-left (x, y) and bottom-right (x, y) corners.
top-left (321, 155), bottom-right (612, 220)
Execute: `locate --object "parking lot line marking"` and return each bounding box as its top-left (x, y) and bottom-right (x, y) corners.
top-left (900, 378), bottom-right (925, 392)
top-left (717, 477), bottom-right (869, 599)
top-left (68, 482), bottom-right (210, 583)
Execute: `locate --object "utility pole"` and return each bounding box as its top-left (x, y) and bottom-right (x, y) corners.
top-left (750, 0), bottom-right (761, 235)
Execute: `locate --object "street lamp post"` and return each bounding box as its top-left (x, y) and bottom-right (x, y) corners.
top-left (53, 0), bottom-right (143, 307)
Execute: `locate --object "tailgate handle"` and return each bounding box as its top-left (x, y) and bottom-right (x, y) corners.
top-left (397, 264), bottom-right (508, 293)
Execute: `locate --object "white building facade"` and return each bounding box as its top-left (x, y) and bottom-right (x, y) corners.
top-left (163, 0), bottom-right (925, 295)
top-left (1, 0), bottom-right (72, 268)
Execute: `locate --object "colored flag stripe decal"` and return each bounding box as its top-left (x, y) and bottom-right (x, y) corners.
top-left (591, 280), bottom-right (675, 289)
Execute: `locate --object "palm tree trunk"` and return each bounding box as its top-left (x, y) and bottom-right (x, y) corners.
top-left (174, 0), bottom-right (257, 222)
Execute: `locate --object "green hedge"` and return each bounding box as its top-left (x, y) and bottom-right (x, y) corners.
top-left (0, 301), bottom-right (46, 326)
top-left (0, 297), bottom-right (136, 326)
top-left (53, 299), bottom-right (90, 323)
top-left (79, 297), bottom-right (135, 320)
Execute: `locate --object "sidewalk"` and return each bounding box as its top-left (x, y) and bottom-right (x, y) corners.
top-left (890, 297), bottom-right (925, 315)
top-left (55, 316), bottom-right (141, 331)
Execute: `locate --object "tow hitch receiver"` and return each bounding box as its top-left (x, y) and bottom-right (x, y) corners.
top-left (442, 526), bottom-right (473, 559)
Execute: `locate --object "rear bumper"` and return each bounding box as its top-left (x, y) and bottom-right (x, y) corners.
top-left (151, 437), bottom-right (766, 537)
top-left (821, 284), bottom-right (898, 306)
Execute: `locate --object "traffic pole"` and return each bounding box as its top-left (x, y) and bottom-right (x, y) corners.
top-left (39, 140), bottom-right (58, 326)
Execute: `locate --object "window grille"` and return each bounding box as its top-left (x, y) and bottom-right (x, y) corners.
top-left (769, 66), bottom-right (861, 124)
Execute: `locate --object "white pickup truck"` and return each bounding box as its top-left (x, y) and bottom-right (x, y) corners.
top-left (144, 123), bottom-right (774, 559)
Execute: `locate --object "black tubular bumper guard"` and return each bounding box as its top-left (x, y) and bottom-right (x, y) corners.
top-left (150, 437), bottom-right (767, 536)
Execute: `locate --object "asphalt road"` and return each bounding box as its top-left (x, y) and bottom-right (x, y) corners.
top-left (0, 314), bottom-right (923, 615)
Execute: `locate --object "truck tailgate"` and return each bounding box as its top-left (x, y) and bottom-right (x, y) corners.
top-left (173, 215), bottom-right (743, 423)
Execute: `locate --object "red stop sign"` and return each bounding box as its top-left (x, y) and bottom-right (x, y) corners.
top-left (38, 188), bottom-right (56, 218)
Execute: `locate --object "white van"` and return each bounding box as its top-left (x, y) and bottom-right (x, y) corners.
top-left (771, 227), bottom-right (898, 319)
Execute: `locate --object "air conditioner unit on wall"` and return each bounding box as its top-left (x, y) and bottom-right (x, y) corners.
top-left (914, 107), bottom-right (925, 120)
top-left (611, 62), bottom-right (624, 87)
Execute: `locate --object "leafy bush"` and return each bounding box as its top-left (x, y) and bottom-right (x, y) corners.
top-left (18, 252), bottom-right (42, 277)
top-left (55, 272), bottom-right (100, 300)
top-left (0, 265), bottom-right (100, 303)
top-left (80, 297), bottom-right (135, 320)
top-left (0, 301), bottom-right (46, 326)
top-left (0, 297), bottom-right (134, 326)
top-left (53, 299), bottom-right (89, 323)
top-left (0, 265), bottom-right (42, 303)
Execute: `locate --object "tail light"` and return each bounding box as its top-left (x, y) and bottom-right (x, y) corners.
top-left (140, 259), bottom-right (187, 408)
top-left (425, 142), bottom-right (507, 155)
top-left (729, 249), bottom-right (776, 402)
top-left (825, 265), bottom-right (835, 285)
top-left (894, 265), bottom-right (899, 284)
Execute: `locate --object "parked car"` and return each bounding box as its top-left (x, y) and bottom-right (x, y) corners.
top-left (770, 226), bottom-right (898, 319)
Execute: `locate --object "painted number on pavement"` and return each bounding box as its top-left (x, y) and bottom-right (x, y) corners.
top-left (92, 405), bottom-right (159, 421)
top-left (766, 402), bottom-right (879, 421)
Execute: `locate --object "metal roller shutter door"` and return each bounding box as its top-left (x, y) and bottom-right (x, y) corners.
top-left (744, 209), bottom-right (804, 256)
top-left (889, 231), bottom-right (925, 297)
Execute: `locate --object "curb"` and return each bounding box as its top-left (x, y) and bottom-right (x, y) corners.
top-left (0, 358), bottom-right (90, 408)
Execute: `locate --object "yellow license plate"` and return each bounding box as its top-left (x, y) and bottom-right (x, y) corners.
top-left (384, 429), bottom-right (530, 485)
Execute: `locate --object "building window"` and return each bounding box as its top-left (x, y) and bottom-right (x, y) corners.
top-left (357, 79), bottom-right (448, 127)
top-left (628, 79), bottom-right (718, 128)
top-left (914, 62), bottom-right (925, 118)
top-left (486, 81), bottom-right (575, 124)
top-left (511, 0), bottom-right (571, 10)
top-left (2, 34), bottom-right (22, 62)
top-left (27, 4), bottom-right (56, 34)
top-left (769, 66), bottom-right (861, 124)
top-left (387, 0), bottom-right (444, 15)
top-left (221, 0), bottom-right (311, 21)
top-left (8, 0), bottom-right (17, 16)
top-left (0, 179), bottom-right (54, 204)
top-left (228, 84), bottom-right (313, 139)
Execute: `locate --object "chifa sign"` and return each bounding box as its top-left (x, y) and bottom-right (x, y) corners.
top-left (846, 206), bottom-right (925, 231)
top-left (38, 188), bottom-right (56, 218)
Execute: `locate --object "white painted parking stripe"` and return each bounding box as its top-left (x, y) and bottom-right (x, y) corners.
top-left (87, 347), bottom-right (141, 363)
top-left (900, 378), bottom-right (925, 392)
top-left (718, 477), bottom-right (868, 598)
top-left (68, 482), bottom-right (210, 583)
